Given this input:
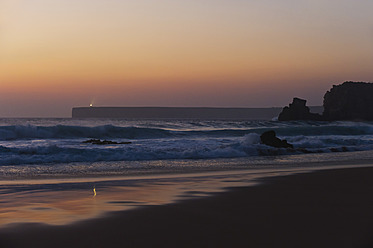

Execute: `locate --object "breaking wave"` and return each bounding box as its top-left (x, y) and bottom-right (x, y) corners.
top-left (0, 120), bottom-right (373, 166)
top-left (0, 122), bottom-right (373, 141)
top-left (1, 132), bottom-right (373, 165)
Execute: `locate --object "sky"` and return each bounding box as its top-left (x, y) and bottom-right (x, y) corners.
top-left (1, 0), bottom-right (373, 117)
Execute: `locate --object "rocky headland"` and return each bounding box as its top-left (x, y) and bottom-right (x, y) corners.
top-left (278, 81), bottom-right (373, 121)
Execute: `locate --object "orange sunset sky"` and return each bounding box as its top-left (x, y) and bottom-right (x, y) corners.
top-left (1, 0), bottom-right (372, 117)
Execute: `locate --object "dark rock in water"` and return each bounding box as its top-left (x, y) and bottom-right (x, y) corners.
top-left (323, 82), bottom-right (373, 121)
top-left (83, 139), bottom-right (132, 145)
top-left (82, 139), bottom-right (101, 144)
top-left (260, 130), bottom-right (293, 148)
top-left (330, 147), bottom-right (348, 153)
top-left (278, 98), bottom-right (323, 121)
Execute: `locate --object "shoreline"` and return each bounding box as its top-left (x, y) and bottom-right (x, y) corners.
top-left (2, 165), bottom-right (373, 247)
top-left (1, 160), bottom-right (373, 185)
top-left (2, 150), bottom-right (373, 181)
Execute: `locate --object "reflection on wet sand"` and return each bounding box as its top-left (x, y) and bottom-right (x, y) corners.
top-left (0, 169), bottom-right (304, 227)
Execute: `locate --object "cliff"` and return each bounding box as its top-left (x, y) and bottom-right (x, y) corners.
top-left (72, 107), bottom-right (290, 120)
top-left (323, 82), bottom-right (373, 121)
top-left (278, 81), bottom-right (373, 121)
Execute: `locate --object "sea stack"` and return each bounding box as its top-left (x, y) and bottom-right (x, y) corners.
top-left (278, 98), bottom-right (322, 121)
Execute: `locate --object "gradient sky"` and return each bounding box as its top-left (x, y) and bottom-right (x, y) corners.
top-left (1, 0), bottom-right (373, 117)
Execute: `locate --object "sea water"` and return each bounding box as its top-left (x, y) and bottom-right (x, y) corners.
top-left (0, 118), bottom-right (373, 179)
top-left (1, 118), bottom-right (373, 226)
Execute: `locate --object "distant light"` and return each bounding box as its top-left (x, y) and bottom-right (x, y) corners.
top-left (90, 104), bottom-right (93, 107)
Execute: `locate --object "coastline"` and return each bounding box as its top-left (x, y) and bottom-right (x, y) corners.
top-left (2, 149), bottom-right (373, 180)
top-left (2, 165), bottom-right (373, 247)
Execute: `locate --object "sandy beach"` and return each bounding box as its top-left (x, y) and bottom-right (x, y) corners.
top-left (1, 165), bottom-right (373, 248)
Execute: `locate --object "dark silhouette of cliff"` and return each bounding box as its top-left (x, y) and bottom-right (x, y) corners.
top-left (72, 107), bottom-right (294, 120)
top-left (323, 82), bottom-right (373, 121)
top-left (279, 81), bottom-right (373, 121)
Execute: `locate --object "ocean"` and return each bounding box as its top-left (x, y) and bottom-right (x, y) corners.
top-left (1, 118), bottom-right (373, 179)
top-left (1, 117), bottom-right (373, 227)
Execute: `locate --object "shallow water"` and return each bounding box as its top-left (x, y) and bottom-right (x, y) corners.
top-left (0, 150), bottom-right (373, 180)
top-left (2, 162), bottom-right (373, 228)
top-left (0, 168), bottom-right (308, 227)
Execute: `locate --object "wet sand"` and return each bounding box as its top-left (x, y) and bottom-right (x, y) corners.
top-left (1, 166), bottom-right (373, 248)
